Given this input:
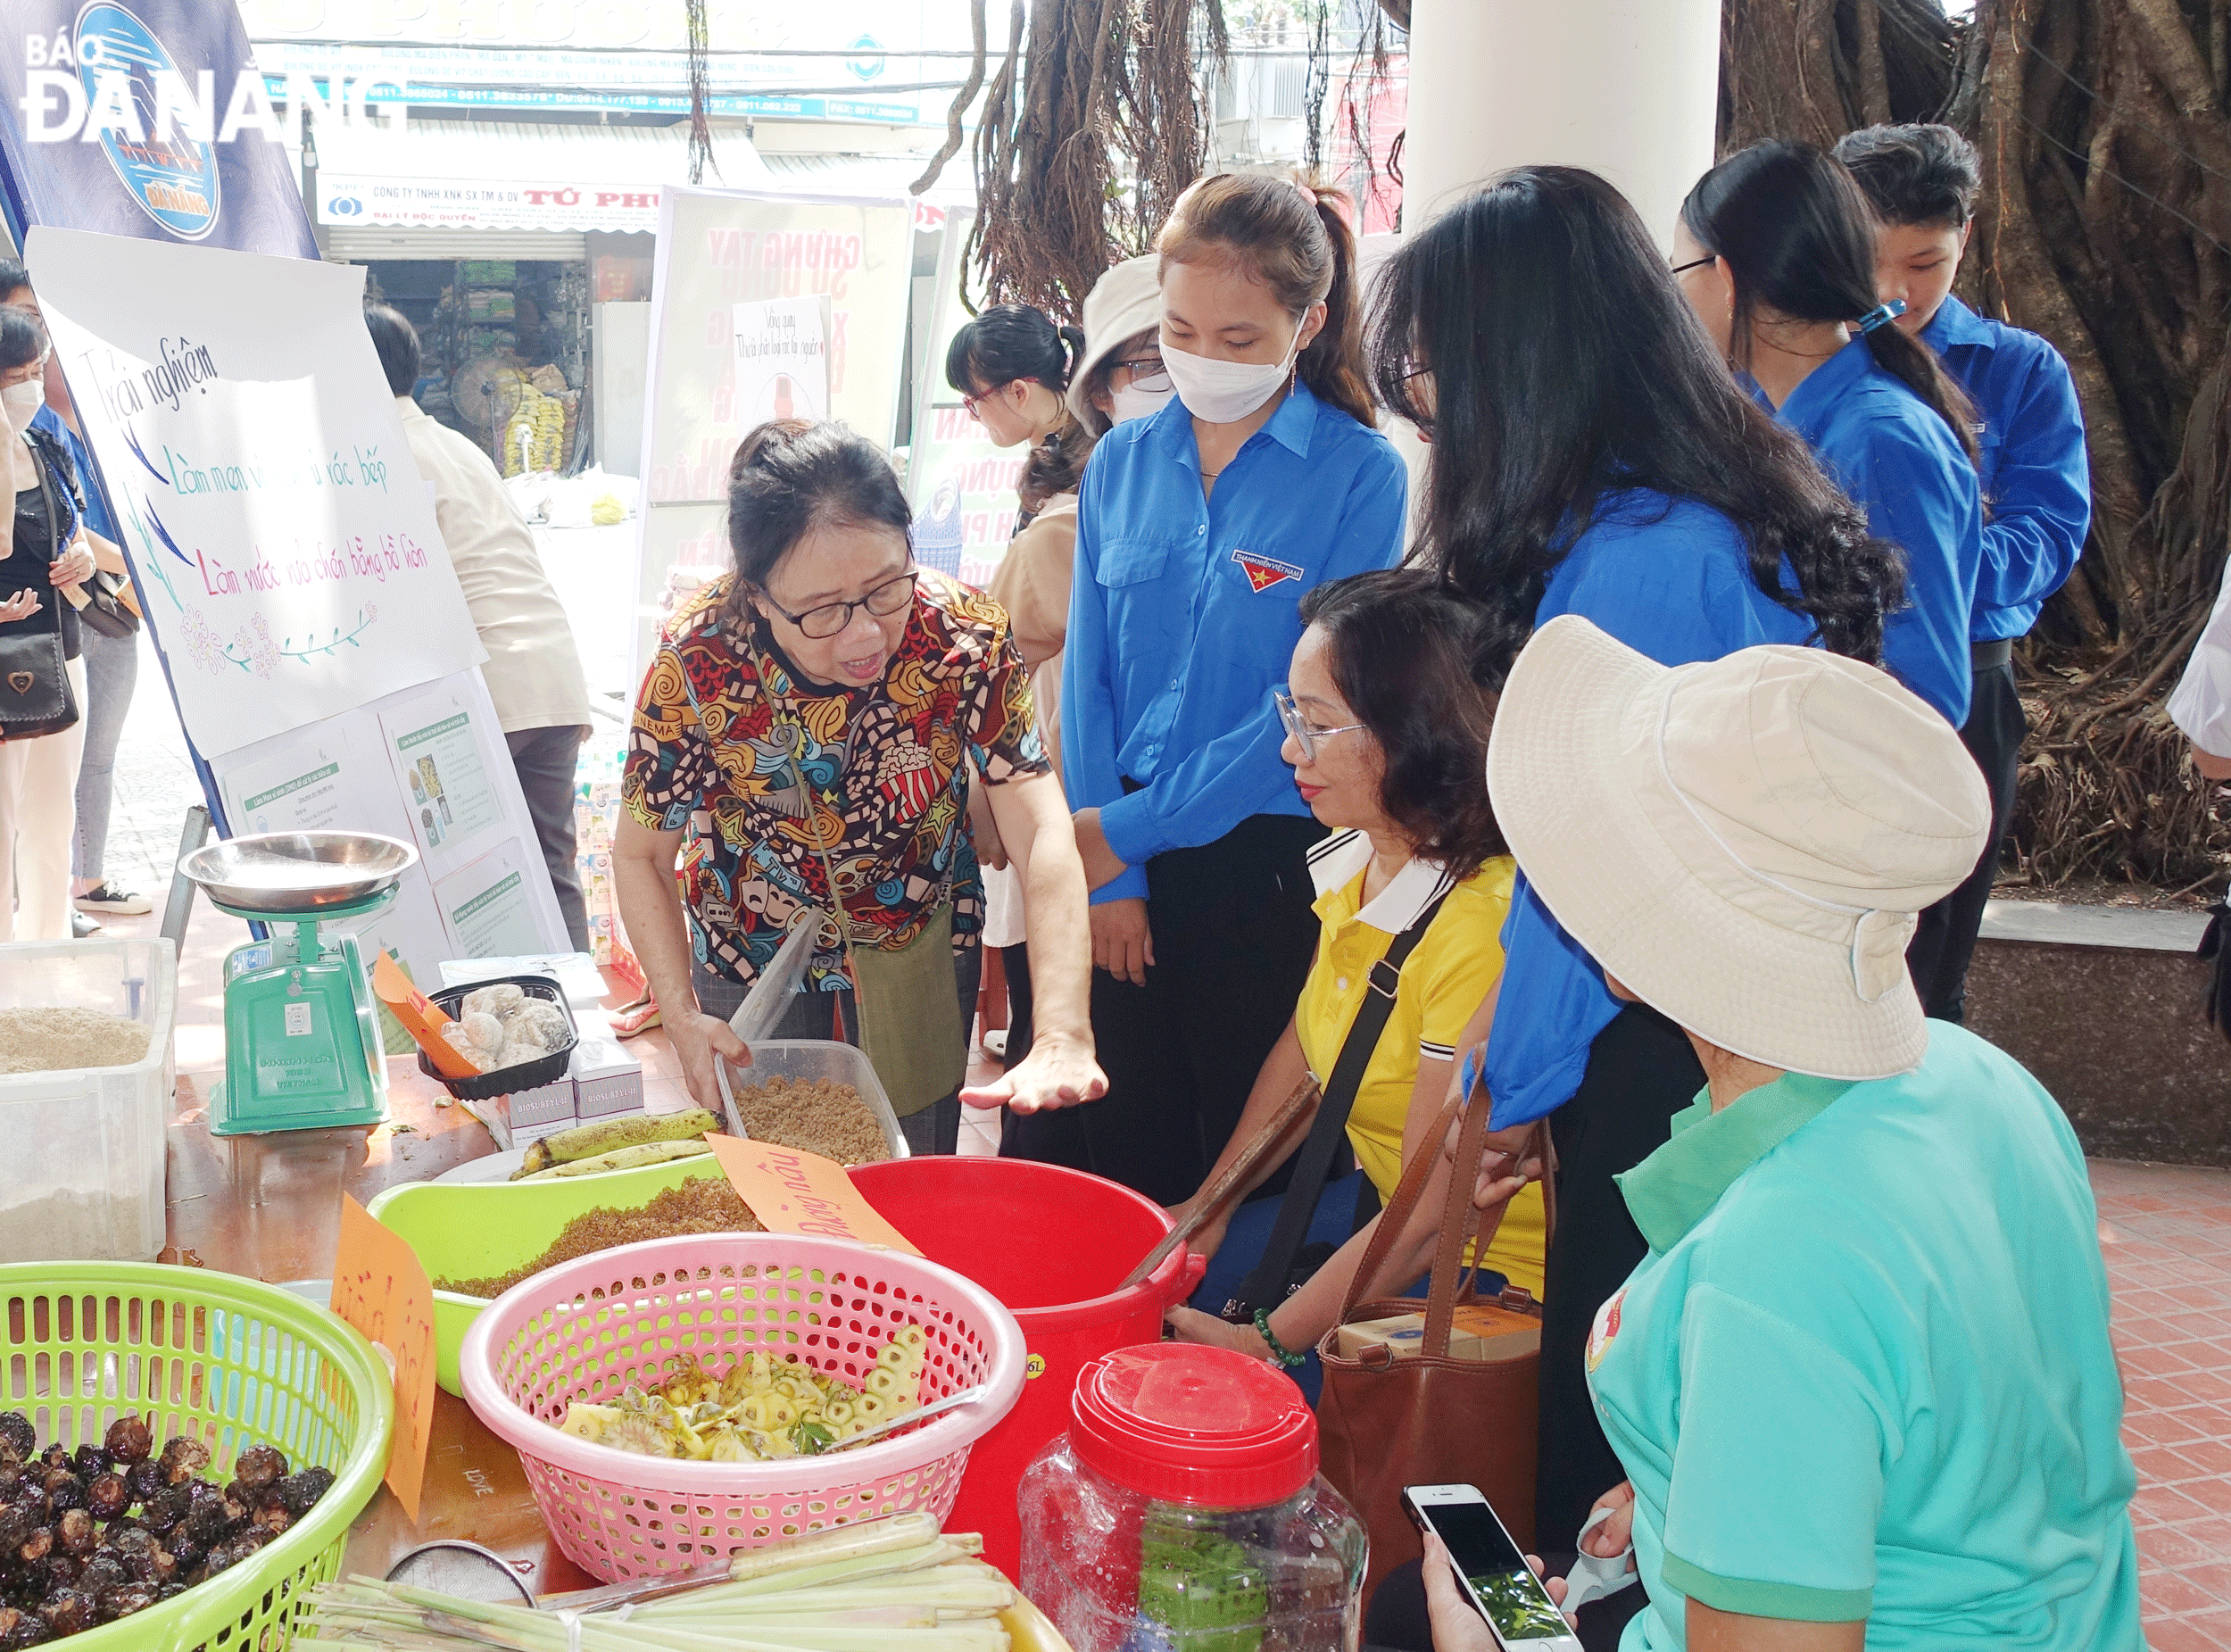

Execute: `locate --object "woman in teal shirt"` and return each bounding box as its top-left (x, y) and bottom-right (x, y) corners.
top-left (1422, 617), bottom-right (2142, 1652)
top-left (1047, 171), bottom-right (1406, 1204)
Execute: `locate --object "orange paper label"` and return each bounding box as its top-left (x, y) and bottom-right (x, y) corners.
top-left (370, 951), bottom-right (478, 1080)
top-left (330, 1195), bottom-right (437, 1523)
top-left (706, 1134), bottom-right (924, 1255)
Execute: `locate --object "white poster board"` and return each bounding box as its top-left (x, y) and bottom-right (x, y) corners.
top-left (632, 187), bottom-right (915, 683)
top-left (29, 225), bottom-right (568, 992)
top-left (27, 227), bottom-right (487, 758)
top-left (905, 207), bottom-right (1027, 589)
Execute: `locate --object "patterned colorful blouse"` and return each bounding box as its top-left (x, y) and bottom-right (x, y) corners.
top-left (624, 568), bottom-right (1050, 992)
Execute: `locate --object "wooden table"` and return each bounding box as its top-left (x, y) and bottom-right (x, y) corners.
top-left (166, 1059), bottom-right (604, 1596)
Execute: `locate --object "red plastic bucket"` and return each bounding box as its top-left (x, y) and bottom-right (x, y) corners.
top-left (849, 1157), bottom-right (1205, 1576)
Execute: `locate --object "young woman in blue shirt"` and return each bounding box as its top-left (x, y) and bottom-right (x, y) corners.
top-left (1674, 139), bottom-right (1985, 730)
top-left (1364, 165), bottom-right (1903, 1565)
top-left (1042, 172), bottom-right (1407, 1205)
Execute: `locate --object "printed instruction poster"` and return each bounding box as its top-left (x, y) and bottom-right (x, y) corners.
top-left (438, 841), bottom-right (547, 960)
top-left (28, 226), bottom-right (487, 758)
top-left (733, 295), bottom-right (831, 424)
top-left (381, 686), bottom-right (505, 860)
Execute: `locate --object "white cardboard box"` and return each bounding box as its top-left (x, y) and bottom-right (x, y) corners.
top-left (570, 1033), bottom-right (644, 1119)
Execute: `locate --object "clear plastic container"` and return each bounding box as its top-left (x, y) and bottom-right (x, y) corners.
top-left (1019, 1342), bottom-right (1368, 1652)
top-left (716, 1036), bottom-right (910, 1159)
top-left (0, 937), bottom-right (177, 1261)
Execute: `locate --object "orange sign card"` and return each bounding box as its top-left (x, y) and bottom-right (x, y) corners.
top-left (370, 951), bottom-right (480, 1080)
top-left (330, 1195), bottom-right (437, 1523)
top-left (706, 1134), bottom-right (924, 1255)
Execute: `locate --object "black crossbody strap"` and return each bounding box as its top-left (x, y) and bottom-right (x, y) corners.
top-left (1227, 878), bottom-right (1455, 1317)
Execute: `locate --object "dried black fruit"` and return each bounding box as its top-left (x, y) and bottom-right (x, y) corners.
top-left (0, 1610), bottom-right (44, 1650)
top-left (123, 1461), bottom-right (163, 1505)
top-left (276, 1466), bottom-right (334, 1517)
top-left (250, 1503), bottom-right (292, 1536)
top-left (12, 1531), bottom-right (47, 1567)
top-left (132, 1486), bottom-right (184, 1534)
top-left (231, 1445), bottom-right (286, 1490)
top-left (30, 1454), bottom-right (61, 1481)
top-left (33, 1557), bottom-right (73, 1595)
top-left (52, 1513), bottom-right (91, 1561)
top-left (106, 1528), bottom-right (162, 1583)
top-left (66, 1448), bottom-right (105, 1484)
top-left (32, 1590), bottom-right (90, 1638)
top-left (200, 1531), bottom-right (267, 1576)
top-left (159, 1536), bottom-right (202, 1578)
top-left (99, 1418), bottom-right (151, 1468)
top-left (32, 1477), bottom-right (75, 1519)
top-left (82, 1474), bottom-right (128, 1523)
top-left (178, 1496), bottom-right (234, 1548)
top-left (155, 1437), bottom-right (209, 1487)
top-left (94, 1581), bottom-right (155, 1621)
top-left (75, 1554), bottom-right (124, 1597)
top-left (0, 1422), bottom-right (29, 1465)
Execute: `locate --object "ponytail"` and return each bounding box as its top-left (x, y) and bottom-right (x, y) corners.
top-left (945, 303), bottom-right (1099, 510)
top-left (1158, 170), bottom-right (1377, 430)
top-left (1860, 320), bottom-right (1979, 467)
top-left (1681, 139), bottom-right (1978, 468)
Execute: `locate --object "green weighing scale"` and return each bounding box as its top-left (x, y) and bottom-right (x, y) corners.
top-left (177, 831), bottom-right (420, 1136)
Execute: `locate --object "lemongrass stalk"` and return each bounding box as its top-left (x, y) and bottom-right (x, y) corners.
top-left (636, 1581), bottom-right (1009, 1621)
top-left (720, 1513), bottom-right (942, 1581)
top-left (699, 1540), bottom-right (957, 1598)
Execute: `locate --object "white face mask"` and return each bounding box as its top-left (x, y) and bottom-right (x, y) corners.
top-left (3, 380), bottom-right (42, 433)
top-left (1107, 383), bottom-right (1175, 425)
top-left (1161, 320), bottom-right (1303, 425)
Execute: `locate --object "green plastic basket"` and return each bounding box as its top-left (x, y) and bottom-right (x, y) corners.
top-left (0, 1262), bottom-right (395, 1652)
top-left (365, 1158), bottom-right (729, 1398)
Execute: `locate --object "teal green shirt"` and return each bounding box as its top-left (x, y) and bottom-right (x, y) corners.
top-left (1585, 1023), bottom-right (2141, 1650)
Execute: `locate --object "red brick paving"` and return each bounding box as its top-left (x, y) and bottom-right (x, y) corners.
top-left (2096, 1160), bottom-right (2231, 1648)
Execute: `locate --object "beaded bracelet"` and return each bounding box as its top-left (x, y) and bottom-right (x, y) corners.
top-left (1254, 1308), bottom-right (1308, 1369)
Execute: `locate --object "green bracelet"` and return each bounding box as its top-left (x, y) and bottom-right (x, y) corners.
top-left (1254, 1308), bottom-right (1307, 1369)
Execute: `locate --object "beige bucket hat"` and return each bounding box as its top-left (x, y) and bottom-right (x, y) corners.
top-left (1066, 254), bottom-right (1163, 427)
top-left (1485, 616), bottom-right (1993, 1078)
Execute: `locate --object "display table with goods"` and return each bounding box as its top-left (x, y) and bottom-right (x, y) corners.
top-left (2, 919), bottom-right (1341, 1651)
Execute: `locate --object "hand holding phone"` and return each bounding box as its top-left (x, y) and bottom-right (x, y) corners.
top-left (1404, 1483), bottom-right (1582, 1652)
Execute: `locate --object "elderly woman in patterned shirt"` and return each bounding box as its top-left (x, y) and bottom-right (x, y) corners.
top-left (618, 419), bottom-right (1105, 1153)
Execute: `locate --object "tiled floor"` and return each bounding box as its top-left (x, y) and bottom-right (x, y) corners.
top-left (2094, 1160), bottom-right (2231, 1648)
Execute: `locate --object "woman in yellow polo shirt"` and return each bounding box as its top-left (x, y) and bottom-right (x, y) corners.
top-left (1166, 569), bottom-right (1544, 1377)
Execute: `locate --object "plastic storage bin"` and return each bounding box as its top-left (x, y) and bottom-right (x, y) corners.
top-left (717, 1037), bottom-right (909, 1159)
top-left (1019, 1343), bottom-right (1369, 1652)
top-left (0, 937), bottom-right (176, 1262)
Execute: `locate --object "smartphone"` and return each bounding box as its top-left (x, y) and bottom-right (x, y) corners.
top-left (1403, 1483), bottom-right (1584, 1651)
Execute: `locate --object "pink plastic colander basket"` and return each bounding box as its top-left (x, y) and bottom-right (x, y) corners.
top-left (458, 1233), bottom-right (1027, 1582)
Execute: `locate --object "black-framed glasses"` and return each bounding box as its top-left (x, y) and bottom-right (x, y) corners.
top-left (1111, 357), bottom-right (1173, 394)
top-left (1671, 254), bottom-right (1716, 277)
top-left (759, 568), bottom-right (919, 640)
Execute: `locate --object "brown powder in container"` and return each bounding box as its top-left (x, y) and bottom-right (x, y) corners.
top-left (732, 1075), bottom-right (890, 1166)
top-left (0, 1008), bottom-right (153, 1075)
top-left (436, 1174), bottom-right (763, 1299)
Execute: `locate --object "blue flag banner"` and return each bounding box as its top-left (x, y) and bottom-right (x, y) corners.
top-left (0, 0), bottom-right (314, 256)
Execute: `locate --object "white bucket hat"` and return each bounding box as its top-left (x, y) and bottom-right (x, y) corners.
top-left (1066, 254), bottom-right (1163, 427)
top-left (1485, 616), bottom-right (1993, 1079)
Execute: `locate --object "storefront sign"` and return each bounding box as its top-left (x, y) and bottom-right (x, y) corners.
top-left (319, 171), bottom-right (666, 231)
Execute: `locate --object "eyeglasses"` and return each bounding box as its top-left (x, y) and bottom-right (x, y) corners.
top-left (962, 377), bottom-right (1045, 420)
top-left (1111, 358), bottom-right (1173, 394)
top-left (759, 568), bottom-right (918, 640)
top-left (1670, 254), bottom-right (1716, 277)
top-left (1274, 688), bottom-right (1367, 765)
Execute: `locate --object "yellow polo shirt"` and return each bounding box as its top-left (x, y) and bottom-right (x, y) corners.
top-left (1295, 832), bottom-right (1545, 1299)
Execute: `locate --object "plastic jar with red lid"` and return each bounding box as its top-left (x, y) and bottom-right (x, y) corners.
top-left (1017, 1341), bottom-right (1368, 1651)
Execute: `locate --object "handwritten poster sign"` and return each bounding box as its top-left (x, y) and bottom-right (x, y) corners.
top-left (706, 1133), bottom-right (923, 1255)
top-left (27, 224), bottom-right (485, 758)
top-left (733, 295), bottom-right (831, 424)
top-left (330, 1194), bottom-right (437, 1523)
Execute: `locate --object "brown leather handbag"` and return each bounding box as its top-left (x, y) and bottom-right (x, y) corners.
top-left (1315, 1085), bottom-right (1555, 1604)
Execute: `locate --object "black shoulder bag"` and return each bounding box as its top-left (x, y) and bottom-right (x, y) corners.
top-left (1222, 883), bottom-right (1455, 1323)
top-left (0, 446), bottom-right (79, 743)
top-left (32, 429), bottom-right (136, 641)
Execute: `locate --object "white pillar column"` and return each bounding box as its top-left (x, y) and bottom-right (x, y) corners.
top-left (1400, 0), bottom-right (1722, 248)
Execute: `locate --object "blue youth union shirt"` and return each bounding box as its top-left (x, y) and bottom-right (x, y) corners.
top-left (1922, 296), bottom-right (2091, 643)
top-left (1484, 492), bottom-right (1818, 1130)
top-left (1777, 336), bottom-right (1983, 726)
top-left (1061, 383), bottom-right (1407, 904)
